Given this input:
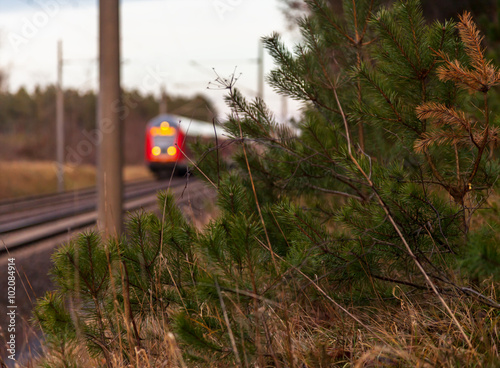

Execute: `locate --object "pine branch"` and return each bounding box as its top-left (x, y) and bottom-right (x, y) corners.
top-left (435, 53), bottom-right (486, 92)
top-left (372, 7), bottom-right (419, 75)
top-left (435, 12), bottom-right (500, 93)
top-left (457, 12), bottom-right (488, 79)
top-left (307, 0), bottom-right (356, 45)
top-left (416, 102), bottom-right (471, 130)
top-left (359, 0), bottom-right (375, 44)
top-left (414, 130), bottom-right (468, 153)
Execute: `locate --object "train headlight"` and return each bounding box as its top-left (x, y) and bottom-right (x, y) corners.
top-left (160, 121), bottom-right (176, 136)
top-left (152, 146), bottom-right (161, 156)
top-left (167, 146), bottom-right (177, 156)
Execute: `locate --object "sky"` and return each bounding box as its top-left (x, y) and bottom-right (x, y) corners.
top-left (0, 0), bottom-right (300, 120)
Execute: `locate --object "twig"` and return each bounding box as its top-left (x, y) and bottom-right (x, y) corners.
top-left (213, 117), bottom-right (221, 187)
top-left (175, 144), bottom-right (217, 189)
top-left (215, 279), bottom-right (243, 367)
top-left (459, 287), bottom-right (500, 309)
top-left (305, 183), bottom-right (363, 200)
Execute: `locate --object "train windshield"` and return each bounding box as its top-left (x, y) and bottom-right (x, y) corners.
top-left (153, 135), bottom-right (175, 153)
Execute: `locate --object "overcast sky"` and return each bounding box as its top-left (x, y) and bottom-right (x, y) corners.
top-left (0, 0), bottom-right (299, 119)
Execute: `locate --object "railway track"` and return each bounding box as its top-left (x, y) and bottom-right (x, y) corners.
top-left (0, 176), bottom-right (216, 364)
top-left (0, 177), bottom-right (202, 254)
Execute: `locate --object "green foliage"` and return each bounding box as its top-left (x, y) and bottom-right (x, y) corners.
top-left (208, 0), bottom-right (499, 295)
top-left (32, 292), bottom-right (80, 368)
top-left (51, 231), bottom-right (117, 298)
top-left (33, 291), bottom-right (75, 342)
top-left (33, 202), bottom-right (201, 365)
top-left (34, 0), bottom-right (500, 366)
top-left (459, 223), bottom-right (500, 281)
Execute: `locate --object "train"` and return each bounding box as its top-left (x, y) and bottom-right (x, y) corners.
top-left (145, 114), bottom-right (223, 177)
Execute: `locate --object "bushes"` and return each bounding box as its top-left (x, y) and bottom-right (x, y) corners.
top-left (34, 0), bottom-right (500, 366)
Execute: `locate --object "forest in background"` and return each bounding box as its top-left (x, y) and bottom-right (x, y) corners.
top-left (0, 86), bottom-right (217, 165)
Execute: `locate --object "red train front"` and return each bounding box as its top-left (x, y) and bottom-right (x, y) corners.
top-left (145, 114), bottom-right (187, 177)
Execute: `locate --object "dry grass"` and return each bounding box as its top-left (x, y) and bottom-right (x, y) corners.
top-left (31, 289), bottom-right (500, 368)
top-left (34, 326), bottom-right (186, 368)
top-left (26, 211), bottom-right (499, 367)
top-left (0, 161), bottom-right (154, 200)
top-left (211, 284), bottom-right (499, 368)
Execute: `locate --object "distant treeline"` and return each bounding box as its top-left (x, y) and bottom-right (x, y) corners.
top-left (0, 86), bottom-right (217, 165)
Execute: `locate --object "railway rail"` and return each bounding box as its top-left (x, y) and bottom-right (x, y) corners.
top-left (0, 177), bottom-right (202, 254)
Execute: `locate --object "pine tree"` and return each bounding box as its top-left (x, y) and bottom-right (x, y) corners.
top-left (33, 0), bottom-right (500, 366)
top-left (194, 0), bottom-right (499, 292)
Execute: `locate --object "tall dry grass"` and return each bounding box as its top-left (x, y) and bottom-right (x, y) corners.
top-left (30, 281), bottom-right (500, 367)
top-left (0, 161), bottom-right (153, 200)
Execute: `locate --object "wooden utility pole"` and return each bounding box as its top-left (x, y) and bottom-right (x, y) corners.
top-left (97, 0), bottom-right (123, 237)
top-left (281, 95), bottom-right (288, 123)
top-left (56, 40), bottom-right (64, 193)
top-left (159, 84), bottom-right (168, 114)
top-left (257, 40), bottom-right (264, 100)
